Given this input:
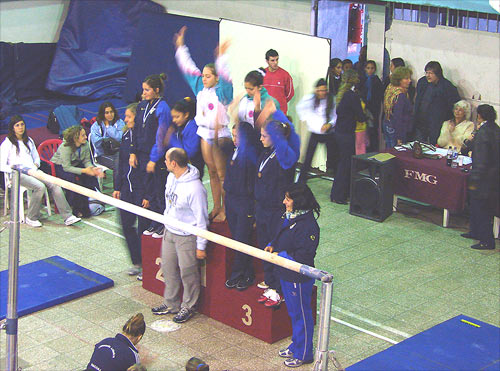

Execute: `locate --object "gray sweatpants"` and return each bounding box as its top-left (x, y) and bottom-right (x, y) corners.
top-left (161, 230), bottom-right (200, 311)
top-left (20, 173), bottom-right (73, 221)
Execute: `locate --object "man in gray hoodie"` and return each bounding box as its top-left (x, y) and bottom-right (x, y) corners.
top-left (151, 147), bottom-right (209, 323)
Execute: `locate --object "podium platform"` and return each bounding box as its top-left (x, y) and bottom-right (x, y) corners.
top-left (141, 222), bottom-right (317, 343)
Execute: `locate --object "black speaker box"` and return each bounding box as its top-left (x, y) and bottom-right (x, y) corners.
top-left (349, 153), bottom-right (395, 222)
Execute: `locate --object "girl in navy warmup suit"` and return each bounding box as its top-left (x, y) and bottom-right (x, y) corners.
top-left (112, 103), bottom-right (150, 276)
top-left (224, 122), bottom-right (262, 291)
top-left (87, 313), bottom-right (145, 371)
top-left (330, 69), bottom-right (366, 204)
top-left (168, 97), bottom-right (204, 179)
top-left (254, 102), bottom-right (300, 307)
top-left (129, 73), bottom-right (172, 238)
top-left (266, 183), bottom-right (320, 368)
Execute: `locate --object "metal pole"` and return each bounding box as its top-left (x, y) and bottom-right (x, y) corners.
top-left (6, 170), bottom-right (21, 371)
top-left (314, 280), bottom-right (334, 371)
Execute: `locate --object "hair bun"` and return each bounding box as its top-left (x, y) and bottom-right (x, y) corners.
top-left (184, 97), bottom-right (192, 102)
top-left (257, 67), bottom-right (266, 77)
top-left (159, 72), bottom-right (167, 81)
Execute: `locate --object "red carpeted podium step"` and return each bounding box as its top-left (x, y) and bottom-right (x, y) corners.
top-left (141, 222), bottom-right (317, 343)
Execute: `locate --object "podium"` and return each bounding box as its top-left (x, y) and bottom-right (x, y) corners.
top-left (141, 222), bottom-right (317, 343)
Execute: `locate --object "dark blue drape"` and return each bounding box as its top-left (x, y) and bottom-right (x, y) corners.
top-left (122, 12), bottom-right (219, 106)
top-left (45, 0), bottom-right (164, 99)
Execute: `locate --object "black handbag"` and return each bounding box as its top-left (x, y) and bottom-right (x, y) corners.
top-left (101, 137), bottom-right (120, 155)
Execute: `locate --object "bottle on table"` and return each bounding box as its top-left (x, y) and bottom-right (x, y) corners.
top-left (451, 147), bottom-right (458, 168)
top-left (446, 146), bottom-right (453, 167)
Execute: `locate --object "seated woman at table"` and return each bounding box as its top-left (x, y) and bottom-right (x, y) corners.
top-left (382, 67), bottom-right (413, 148)
top-left (51, 125), bottom-right (104, 218)
top-left (437, 100), bottom-right (474, 152)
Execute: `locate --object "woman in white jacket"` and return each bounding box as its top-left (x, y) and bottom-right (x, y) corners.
top-left (297, 79), bottom-right (338, 183)
top-left (0, 115), bottom-right (80, 227)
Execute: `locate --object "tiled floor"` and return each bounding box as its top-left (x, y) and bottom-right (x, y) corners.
top-left (0, 174), bottom-right (498, 370)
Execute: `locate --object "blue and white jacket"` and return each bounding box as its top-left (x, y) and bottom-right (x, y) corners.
top-left (86, 333), bottom-right (139, 371)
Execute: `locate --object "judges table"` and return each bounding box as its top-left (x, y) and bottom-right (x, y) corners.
top-left (388, 148), bottom-right (471, 227)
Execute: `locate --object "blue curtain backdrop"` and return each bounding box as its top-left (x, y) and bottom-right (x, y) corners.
top-left (317, 0), bottom-right (350, 61)
top-left (122, 12), bottom-right (219, 105)
top-left (45, 0), bottom-right (164, 100)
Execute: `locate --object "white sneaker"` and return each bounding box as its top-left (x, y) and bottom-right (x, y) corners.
top-left (25, 218), bottom-right (42, 228)
top-left (151, 231), bottom-right (164, 239)
top-left (127, 265), bottom-right (142, 276)
top-left (64, 215), bottom-right (81, 226)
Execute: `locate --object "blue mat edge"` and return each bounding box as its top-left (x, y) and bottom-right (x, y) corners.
top-left (347, 314), bottom-right (500, 370)
top-left (1, 256), bottom-right (114, 320)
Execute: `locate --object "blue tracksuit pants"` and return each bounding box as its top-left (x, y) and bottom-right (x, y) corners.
top-left (119, 187), bottom-right (149, 265)
top-left (281, 279), bottom-right (314, 362)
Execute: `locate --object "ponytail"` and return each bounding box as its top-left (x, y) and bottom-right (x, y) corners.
top-left (172, 97), bottom-right (196, 121)
top-left (143, 73), bottom-right (167, 96)
top-left (122, 313), bottom-right (146, 338)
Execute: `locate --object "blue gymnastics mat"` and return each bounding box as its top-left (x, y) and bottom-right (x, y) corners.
top-left (348, 315), bottom-right (500, 370)
top-left (0, 256), bottom-right (114, 320)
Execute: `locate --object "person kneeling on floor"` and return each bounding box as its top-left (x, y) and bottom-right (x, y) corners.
top-left (151, 147), bottom-right (208, 323)
top-left (87, 313), bottom-right (145, 371)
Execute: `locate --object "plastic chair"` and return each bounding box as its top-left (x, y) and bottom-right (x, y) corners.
top-left (38, 139), bottom-right (63, 177)
top-left (3, 174), bottom-right (51, 223)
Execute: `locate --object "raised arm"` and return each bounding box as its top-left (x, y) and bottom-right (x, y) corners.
top-left (214, 40), bottom-right (233, 106)
top-left (174, 26), bottom-right (204, 95)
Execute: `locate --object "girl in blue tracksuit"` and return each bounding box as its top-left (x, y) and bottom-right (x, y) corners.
top-left (255, 108), bottom-right (300, 307)
top-left (237, 69), bottom-right (280, 127)
top-left (174, 26), bottom-right (233, 223)
top-left (266, 182), bottom-right (320, 368)
top-left (130, 73), bottom-right (172, 237)
top-left (113, 103), bottom-right (150, 276)
top-left (168, 97), bottom-right (204, 179)
top-left (224, 121), bottom-right (262, 291)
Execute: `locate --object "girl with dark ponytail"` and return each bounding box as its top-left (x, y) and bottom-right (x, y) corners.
top-left (129, 72), bottom-right (172, 238)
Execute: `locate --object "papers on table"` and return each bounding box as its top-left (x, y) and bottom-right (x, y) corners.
top-left (369, 153), bottom-right (396, 162)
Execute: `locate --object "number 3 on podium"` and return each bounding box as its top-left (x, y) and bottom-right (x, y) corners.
top-left (241, 304), bottom-right (252, 326)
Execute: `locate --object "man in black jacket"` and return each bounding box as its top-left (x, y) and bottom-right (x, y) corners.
top-left (463, 104), bottom-right (500, 250)
top-left (414, 61), bottom-right (461, 145)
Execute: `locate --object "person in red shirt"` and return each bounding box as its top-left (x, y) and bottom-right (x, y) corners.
top-left (263, 49), bottom-right (294, 115)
